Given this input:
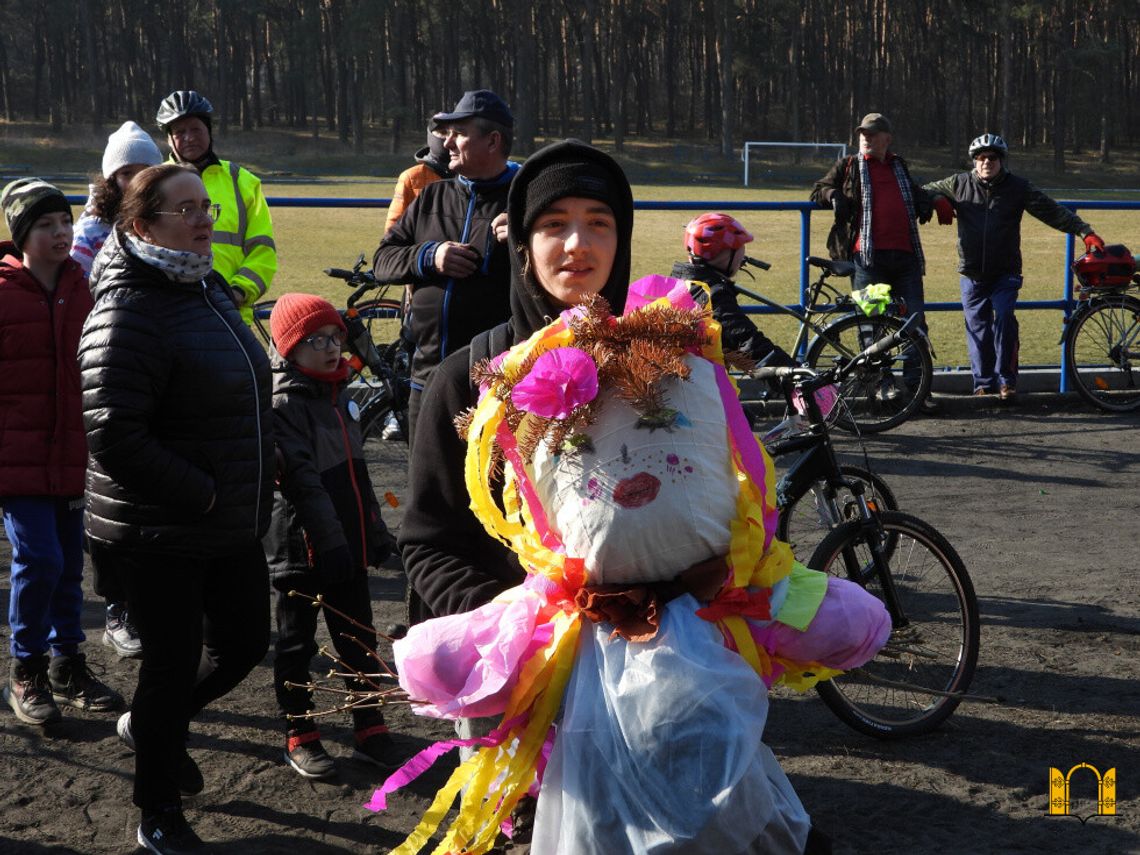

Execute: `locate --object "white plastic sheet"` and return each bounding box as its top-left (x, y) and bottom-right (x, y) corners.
top-left (531, 595), bottom-right (811, 854)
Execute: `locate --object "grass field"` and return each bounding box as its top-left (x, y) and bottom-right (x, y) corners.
top-left (7, 119), bottom-right (1137, 373)
top-left (209, 181), bottom-right (1140, 373)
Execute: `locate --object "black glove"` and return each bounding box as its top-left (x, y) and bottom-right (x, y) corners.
top-left (831, 193), bottom-right (850, 219)
top-left (317, 543), bottom-right (354, 583)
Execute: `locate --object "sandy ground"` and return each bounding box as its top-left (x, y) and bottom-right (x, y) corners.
top-left (0, 393), bottom-right (1138, 854)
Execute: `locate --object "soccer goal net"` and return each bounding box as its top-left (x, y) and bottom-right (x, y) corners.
top-left (742, 142), bottom-right (849, 186)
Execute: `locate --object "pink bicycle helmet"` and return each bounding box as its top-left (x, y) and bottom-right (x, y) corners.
top-left (684, 212), bottom-right (754, 260)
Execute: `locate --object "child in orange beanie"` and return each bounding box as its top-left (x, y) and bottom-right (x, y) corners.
top-left (265, 292), bottom-right (401, 778)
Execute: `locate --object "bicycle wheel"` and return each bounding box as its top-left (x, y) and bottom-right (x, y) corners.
top-left (359, 393), bottom-right (410, 532)
top-left (806, 313), bottom-right (932, 434)
top-left (776, 464), bottom-right (898, 559)
top-left (1064, 294), bottom-right (1140, 412)
top-left (808, 510), bottom-right (979, 739)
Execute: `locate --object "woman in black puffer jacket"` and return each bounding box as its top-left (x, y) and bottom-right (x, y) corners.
top-left (78, 163), bottom-right (272, 852)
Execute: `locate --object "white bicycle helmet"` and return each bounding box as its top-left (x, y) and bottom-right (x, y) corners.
top-left (968, 133), bottom-right (1008, 159)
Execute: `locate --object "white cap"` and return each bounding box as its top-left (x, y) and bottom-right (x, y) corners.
top-left (102, 121), bottom-right (163, 179)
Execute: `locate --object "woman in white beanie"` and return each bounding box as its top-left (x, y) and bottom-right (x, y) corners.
top-left (69, 120), bottom-right (162, 664)
top-left (71, 121), bottom-right (163, 278)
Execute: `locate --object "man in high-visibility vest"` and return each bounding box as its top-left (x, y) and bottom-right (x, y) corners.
top-left (156, 90), bottom-right (276, 325)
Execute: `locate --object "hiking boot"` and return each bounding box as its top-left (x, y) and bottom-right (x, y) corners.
top-left (103, 603), bottom-right (142, 658)
top-left (999, 384), bottom-right (1017, 401)
top-left (285, 728), bottom-right (337, 779)
top-left (4, 655), bottom-right (62, 725)
top-left (50, 653), bottom-right (124, 712)
top-left (352, 722), bottom-right (403, 769)
top-left (118, 712), bottom-right (203, 794)
top-left (137, 807), bottom-right (205, 854)
top-left (972, 387), bottom-right (991, 397)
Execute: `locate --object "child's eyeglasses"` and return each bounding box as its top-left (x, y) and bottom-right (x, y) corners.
top-left (155, 203), bottom-right (222, 224)
top-left (301, 332), bottom-right (345, 351)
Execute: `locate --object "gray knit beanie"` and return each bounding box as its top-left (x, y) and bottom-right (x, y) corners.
top-left (102, 121), bottom-right (163, 179)
top-left (1, 178), bottom-right (71, 249)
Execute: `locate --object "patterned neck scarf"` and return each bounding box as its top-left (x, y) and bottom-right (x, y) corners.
top-left (856, 155), bottom-right (925, 274)
top-left (126, 232), bottom-right (214, 284)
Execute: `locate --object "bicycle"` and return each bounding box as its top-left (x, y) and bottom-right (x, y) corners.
top-left (734, 255), bottom-right (933, 434)
top-left (1061, 244), bottom-right (1140, 412)
top-left (755, 324), bottom-right (980, 739)
top-left (252, 254), bottom-right (412, 521)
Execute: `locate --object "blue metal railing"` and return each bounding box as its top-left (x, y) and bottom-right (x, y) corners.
top-left (66, 194), bottom-right (1140, 391)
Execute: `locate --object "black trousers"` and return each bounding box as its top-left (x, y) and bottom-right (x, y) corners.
top-left (118, 539), bottom-right (270, 812)
top-left (272, 570), bottom-right (380, 725)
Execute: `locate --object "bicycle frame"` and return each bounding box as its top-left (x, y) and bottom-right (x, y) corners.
top-left (758, 331), bottom-right (919, 628)
top-left (734, 262), bottom-right (858, 361)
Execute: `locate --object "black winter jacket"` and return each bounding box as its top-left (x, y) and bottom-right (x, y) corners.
top-left (372, 163), bottom-right (520, 390)
top-left (399, 142), bottom-right (633, 623)
top-left (923, 169), bottom-right (1092, 280)
top-left (669, 260), bottom-right (795, 368)
top-left (79, 228), bottom-right (273, 556)
top-left (263, 355), bottom-right (390, 585)
top-left (810, 154), bottom-right (933, 264)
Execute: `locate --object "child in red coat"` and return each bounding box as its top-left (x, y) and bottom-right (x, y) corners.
top-left (0, 178), bottom-right (122, 726)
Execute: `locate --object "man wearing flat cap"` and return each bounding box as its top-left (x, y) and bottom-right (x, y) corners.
top-left (374, 89), bottom-right (520, 441)
top-left (811, 113), bottom-right (937, 412)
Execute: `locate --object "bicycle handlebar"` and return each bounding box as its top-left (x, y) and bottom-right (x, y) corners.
top-left (324, 267), bottom-right (357, 281)
top-left (741, 256), bottom-right (772, 271)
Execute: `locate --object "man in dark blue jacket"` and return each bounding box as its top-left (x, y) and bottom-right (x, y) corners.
top-left (373, 89), bottom-right (519, 441)
top-left (924, 133), bottom-right (1105, 401)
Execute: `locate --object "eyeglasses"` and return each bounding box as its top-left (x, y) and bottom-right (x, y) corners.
top-left (974, 153), bottom-right (1002, 163)
top-left (155, 203), bottom-right (221, 224)
top-left (301, 332), bottom-right (345, 351)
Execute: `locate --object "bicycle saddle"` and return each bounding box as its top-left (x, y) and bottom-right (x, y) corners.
top-left (807, 257), bottom-right (856, 278)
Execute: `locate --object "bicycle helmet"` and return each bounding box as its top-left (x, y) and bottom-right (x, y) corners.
top-left (156, 90), bottom-right (214, 133)
top-left (684, 212), bottom-right (754, 261)
top-left (968, 133), bottom-right (1008, 159)
top-left (1072, 244), bottom-right (1136, 290)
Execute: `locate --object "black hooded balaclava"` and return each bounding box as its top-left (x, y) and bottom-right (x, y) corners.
top-left (506, 140), bottom-right (634, 343)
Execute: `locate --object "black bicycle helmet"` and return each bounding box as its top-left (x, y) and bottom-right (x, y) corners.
top-left (968, 133), bottom-right (1008, 159)
top-left (156, 90), bottom-right (214, 133)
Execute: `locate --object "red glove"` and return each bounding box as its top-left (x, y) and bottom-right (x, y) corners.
top-left (933, 196), bottom-right (955, 225)
top-left (1084, 233), bottom-right (1106, 253)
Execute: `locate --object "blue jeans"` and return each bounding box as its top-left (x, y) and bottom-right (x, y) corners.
top-left (853, 250), bottom-right (926, 389)
top-left (3, 496), bottom-right (86, 659)
top-left (960, 274), bottom-right (1021, 391)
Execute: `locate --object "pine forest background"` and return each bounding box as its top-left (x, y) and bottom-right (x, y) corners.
top-left (1, 0), bottom-right (1139, 173)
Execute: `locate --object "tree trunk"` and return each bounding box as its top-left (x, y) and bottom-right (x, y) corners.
top-left (513, 0), bottom-right (538, 155)
top-left (717, 0), bottom-right (733, 158)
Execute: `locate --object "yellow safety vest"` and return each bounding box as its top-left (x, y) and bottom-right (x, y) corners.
top-left (201, 160), bottom-right (277, 325)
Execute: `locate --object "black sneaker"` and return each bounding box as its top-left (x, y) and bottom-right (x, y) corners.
top-left (285, 730), bottom-right (336, 779)
top-left (4, 655), bottom-right (62, 725)
top-left (103, 603), bottom-right (143, 658)
top-left (117, 712), bottom-right (203, 795)
top-left (352, 723), bottom-right (403, 769)
top-left (137, 807), bottom-right (205, 854)
top-left (49, 653), bottom-right (124, 712)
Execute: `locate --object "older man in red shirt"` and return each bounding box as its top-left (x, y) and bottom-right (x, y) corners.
top-left (811, 113), bottom-right (936, 411)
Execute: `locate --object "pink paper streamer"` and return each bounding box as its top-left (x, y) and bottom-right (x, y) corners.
top-left (365, 713), bottom-right (529, 812)
top-left (712, 361), bottom-right (778, 550)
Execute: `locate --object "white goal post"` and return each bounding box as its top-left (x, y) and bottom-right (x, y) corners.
top-left (742, 142), bottom-right (849, 186)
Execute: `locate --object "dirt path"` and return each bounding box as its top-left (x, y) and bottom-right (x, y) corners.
top-left (1, 394), bottom-right (1137, 854)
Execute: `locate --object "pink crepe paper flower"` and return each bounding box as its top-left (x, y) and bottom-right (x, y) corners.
top-left (511, 347), bottom-right (599, 419)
